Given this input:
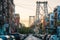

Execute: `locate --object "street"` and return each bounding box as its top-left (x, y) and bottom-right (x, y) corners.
top-left (24, 35), bottom-right (42, 40)
top-left (0, 0), bottom-right (60, 40)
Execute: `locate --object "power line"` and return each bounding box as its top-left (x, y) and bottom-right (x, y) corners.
top-left (48, 4), bottom-right (53, 11)
top-left (15, 4), bottom-right (35, 11)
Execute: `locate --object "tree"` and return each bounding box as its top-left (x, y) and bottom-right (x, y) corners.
top-left (57, 21), bottom-right (60, 26)
top-left (18, 27), bottom-right (34, 34)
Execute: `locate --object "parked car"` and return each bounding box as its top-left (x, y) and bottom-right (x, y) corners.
top-left (10, 33), bottom-right (20, 40)
top-left (0, 38), bottom-right (3, 40)
top-left (0, 35), bottom-right (10, 40)
top-left (46, 34), bottom-right (51, 40)
top-left (49, 35), bottom-right (58, 40)
top-left (10, 35), bottom-right (16, 40)
top-left (19, 34), bottom-right (28, 40)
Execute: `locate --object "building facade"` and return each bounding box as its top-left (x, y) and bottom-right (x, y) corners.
top-left (57, 6), bottom-right (60, 21)
top-left (0, 0), bottom-right (15, 34)
top-left (49, 13), bottom-right (54, 28)
top-left (14, 14), bottom-right (20, 32)
top-left (54, 6), bottom-right (60, 26)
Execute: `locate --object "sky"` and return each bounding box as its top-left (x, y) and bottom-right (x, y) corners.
top-left (14, 0), bottom-right (60, 27)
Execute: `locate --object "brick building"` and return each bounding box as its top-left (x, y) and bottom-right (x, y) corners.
top-left (0, 0), bottom-right (15, 34)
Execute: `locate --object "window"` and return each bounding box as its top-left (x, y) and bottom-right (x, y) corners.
top-left (58, 10), bottom-right (60, 12)
top-left (51, 21), bottom-right (54, 25)
top-left (52, 16), bottom-right (54, 19)
top-left (58, 13), bottom-right (60, 20)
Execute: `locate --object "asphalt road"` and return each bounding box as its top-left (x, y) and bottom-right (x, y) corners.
top-left (24, 35), bottom-right (42, 40)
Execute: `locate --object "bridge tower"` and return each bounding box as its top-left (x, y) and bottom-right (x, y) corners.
top-left (35, 1), bottom-right (48, 34)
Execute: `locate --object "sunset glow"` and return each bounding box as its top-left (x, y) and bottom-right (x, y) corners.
top-left (14, 0), bottom-right (60, 27)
